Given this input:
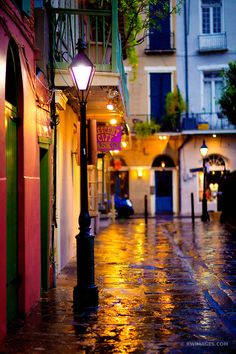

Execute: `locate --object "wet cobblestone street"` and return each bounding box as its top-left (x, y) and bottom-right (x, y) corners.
top-left (1, 217), bottom-right (236, 353)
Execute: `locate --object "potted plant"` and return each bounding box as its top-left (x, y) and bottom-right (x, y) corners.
top-left (161, 86), bottom-right (186, 131)
top-left (133, 119), bottom-right (160, 138)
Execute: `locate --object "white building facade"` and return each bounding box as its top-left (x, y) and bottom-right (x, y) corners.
top-left (177, 0), bottom-right (236, 216)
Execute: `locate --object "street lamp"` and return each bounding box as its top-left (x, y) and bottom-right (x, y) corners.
top-left (69, 39), bottom-right (98, 310)
top-left (200, 140), bottom-right (210, 222)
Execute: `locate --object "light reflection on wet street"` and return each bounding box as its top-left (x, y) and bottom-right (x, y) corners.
top-left (1, 217), bottom-right (236, 353)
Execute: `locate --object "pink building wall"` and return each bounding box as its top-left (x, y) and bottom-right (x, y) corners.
top-left (0, 1), bottom-right (42, 339)
top-left (0, 30), bottom-right (10, 342)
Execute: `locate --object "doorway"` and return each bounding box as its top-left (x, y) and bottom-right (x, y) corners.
top-left (5, 39), bottom-right (23, 324)
top-left (152, 154), bottom-right (175, 214)
top-left (40, 148), bottom-right (49, 291)
top-left (110, 171), bottom-right (129, 198)
top-left (155, 170), bottom-right (173, 213)
top-left (6, 102), bottom-right (19, 322)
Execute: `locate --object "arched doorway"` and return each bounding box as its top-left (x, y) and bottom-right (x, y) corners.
top-left (203, 153), bottom-right (228, 211)
top-left (152, 155), bottom-right (175, 214)
top-left (110, 157), bottom-right (129, 198)
top-left (5, 39), bottom-right (23, 323)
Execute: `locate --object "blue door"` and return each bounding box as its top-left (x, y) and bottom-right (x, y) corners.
top-left (150, 73), bottom-right (171, 123)
top-left (155, 171), bottom-right (173, 213)
top-left (149, 1), bottom-right (171, 50)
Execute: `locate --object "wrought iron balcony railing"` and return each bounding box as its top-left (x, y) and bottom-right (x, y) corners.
top-left (128, 112), bottom-right (236, 134)
top-left (181, 112), bottom-right (236, 131)
top-left (198, 33), bottom-right (227, 52)
top-left (50, 3), bottom-right (128, 107)
top-left (145, 32), bottom-right (175, 53)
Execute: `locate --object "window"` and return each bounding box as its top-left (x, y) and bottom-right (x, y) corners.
top-left (88, 165), bottom-right (98, 215)
top-left (150, 73), bottom-right (171, 123)
top-left (201, 0), bottom-right (222, 34)
top-left (198, 154), bottom-right (226, 207)
top-left (148, 0), bottom-right (171, 50)
top-left (13, 0), bottom-right (31, 16)
top-left (203, 72), bottom-right (223, 113)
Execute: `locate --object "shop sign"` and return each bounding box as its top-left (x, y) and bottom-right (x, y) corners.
top-left (36, 70), bottom-right (52, 139)
top-left (97, 125), bottom-right (121, 152)
top-left (37, 108), bottom-right (51, 139)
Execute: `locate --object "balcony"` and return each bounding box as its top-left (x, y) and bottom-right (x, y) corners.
top-left (198, 33), bottom-right (227, 52)
top-left (145, 32), bottom-right (175, 54)
top-left (181, 112), bottom-right (236, 131)
top-left (50, 2), bottom-right (129, 122)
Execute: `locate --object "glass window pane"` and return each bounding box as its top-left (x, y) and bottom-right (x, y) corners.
top-left (202, 8), bottom-right (210, 33)
top-left (202, 0), bottom-right (221, 5)
top-left (213, 7), bottom-right (221, 33)
top-left (204, 81), bottom-right (212, 112)
top-left (215, 80), bottom-right (223, 111)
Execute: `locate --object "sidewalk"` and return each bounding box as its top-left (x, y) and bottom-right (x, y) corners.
top-left (1, 217), bottom-right (236, 353)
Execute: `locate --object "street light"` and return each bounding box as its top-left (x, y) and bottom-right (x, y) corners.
top-left (200, 140), bottom-right (210, 222)
top-left (69, 39), bottom-right (98, 310)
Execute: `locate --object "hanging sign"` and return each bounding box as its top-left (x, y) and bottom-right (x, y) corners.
top-left (97, 125), bottom-right (121, 152)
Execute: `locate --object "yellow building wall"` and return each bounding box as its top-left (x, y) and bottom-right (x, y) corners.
top-left (117, 134), bottom-right (184, 216)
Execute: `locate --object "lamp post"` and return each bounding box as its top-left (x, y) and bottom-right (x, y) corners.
top-left (200, 140), bottom-right (210, 222)
top-left (69, 39), bottom-right (98, 310)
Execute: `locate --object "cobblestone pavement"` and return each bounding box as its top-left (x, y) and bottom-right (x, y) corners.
top-left (1, 217), bottom-right (236, 353)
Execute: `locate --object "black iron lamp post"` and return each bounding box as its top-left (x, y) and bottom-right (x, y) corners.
top-left (200, 140), bottom-right (210, 222)
top-left (69, 39), bottom-right (98, 310)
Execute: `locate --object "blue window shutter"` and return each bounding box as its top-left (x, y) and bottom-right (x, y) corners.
top-left (150, 73), bottom-right (171, 123)
top-left (149, 1), bottom-right (171, 50)
top-left (34, 0), bottom-right (44, 8)
top-left (22, 0), bottom-right (30, 16)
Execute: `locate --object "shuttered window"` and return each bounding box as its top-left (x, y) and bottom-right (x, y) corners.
top-left (150, 73), bottom-right (171, 123)
top-left (13, 0), bottom-right (31, 16)
top-left (149, 0), bottom-right (171, 50)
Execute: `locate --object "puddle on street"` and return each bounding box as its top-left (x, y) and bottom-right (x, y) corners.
top-left (1, 218), bottom-right (236, 352)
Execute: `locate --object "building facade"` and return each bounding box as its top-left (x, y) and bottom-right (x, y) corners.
top-left (0, 0), bottom-right (52, 339)
top-left (120, 0), bottom-right (236, 218)
top-left (177, 0), bottom-right (236, 216)
top-left (42, 0), bottom-right (129, 273)
top-left (120, 0), bottom-right (182, 216)
top-left (1, 0), bottom-right (129, 339)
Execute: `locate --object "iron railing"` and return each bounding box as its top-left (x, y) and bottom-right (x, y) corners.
top-left (145, 32), bottom-right (175, 52)
top-left (181, 112), bottom-right (236, 131)
top-left (51, 7), bottom-right (112, 68)
top-left (50, 2), bottom-right (128, 107)
top-left (198, 33), bottom-right (227, 52)
top-left (128, 113), bottom-right (236, 133)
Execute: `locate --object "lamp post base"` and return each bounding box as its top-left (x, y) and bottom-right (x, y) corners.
top-left (201, 211), bottom-right (210, 222)
top-left (73, 285), bottom-right (98, 311)
top-left (201, 213), bottom-right (210, 222)
top-left (201, 198), bottom-right (209, 222)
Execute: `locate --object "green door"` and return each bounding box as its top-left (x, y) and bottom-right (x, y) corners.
top-left (40, 148), bottom-right (49, 291)
top-left (6, 102), bottom-right (19, 322)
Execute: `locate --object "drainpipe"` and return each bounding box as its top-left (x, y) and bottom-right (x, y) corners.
top-left (46, 0), bottom-right (57, 288)
top-left (184, 0), bottom-right (189, 117)
top-left (112, 0), bottom-right (118, 72)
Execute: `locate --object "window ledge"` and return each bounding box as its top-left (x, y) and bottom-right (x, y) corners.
top-left (144, 48), bottom-right (176, 55)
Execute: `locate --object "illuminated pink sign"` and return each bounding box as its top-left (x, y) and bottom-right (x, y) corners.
top-left (97, 125), bottom-right (121, 152)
